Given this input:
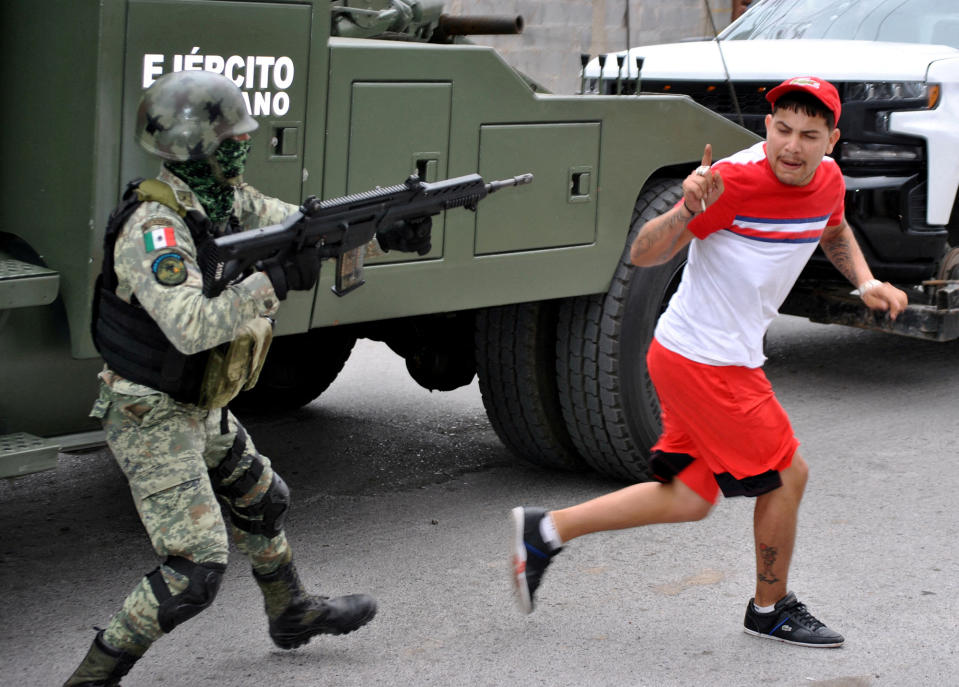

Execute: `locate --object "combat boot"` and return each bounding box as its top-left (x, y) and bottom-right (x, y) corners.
top-left (63, 630), bottom-right (141, 686)
top-left (253, 560), bottom-right (377, 649)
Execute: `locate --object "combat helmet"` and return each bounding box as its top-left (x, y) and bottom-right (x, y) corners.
top-left (136, 70), bottom-right (258, 161)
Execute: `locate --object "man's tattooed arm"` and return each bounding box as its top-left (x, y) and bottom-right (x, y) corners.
top-left (630, 204), bottom-right (695, 267)
top-left (821, 216), bottom-right (910, 318)
top-left (819, 218), bottom-right (873, 286)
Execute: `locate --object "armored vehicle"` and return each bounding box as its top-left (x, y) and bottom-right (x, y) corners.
top-left (0, 0), bottom-right (756, 481)
top-left (583, 0), bottom-right (959, 344)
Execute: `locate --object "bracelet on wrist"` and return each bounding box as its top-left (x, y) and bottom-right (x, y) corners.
top-left (681, 200), bottom-right (698, 217)
top-left (857, 279), bottom-right (882, 299)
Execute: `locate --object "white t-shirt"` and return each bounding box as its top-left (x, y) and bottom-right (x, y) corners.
top-left (654, 142), bottom-right (845, 368)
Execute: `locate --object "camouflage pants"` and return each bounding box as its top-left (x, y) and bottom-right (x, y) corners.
top-left (90, 382), bottom-right (292, 654)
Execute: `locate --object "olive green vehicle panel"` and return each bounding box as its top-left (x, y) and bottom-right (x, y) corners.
top-left (310, 37), bottom-right (755, 328)
top-left (0, 0), bottom-right (757, 474)
top-left (0, 0), bottom-right (117, 362)
top-left (0, 305), bottom-right (106, 438)
top-left (0, 0), bottom-right (121, 451)
top-left (476, 122), bottom-right (601, 253)
top-left (343, 82), bottom-right (452, 267)
top-left (121, 0), bottom-right (322, 336)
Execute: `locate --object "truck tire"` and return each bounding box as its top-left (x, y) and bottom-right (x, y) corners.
top-left (938, 245), bottom-right (959, 281)
top-left (476, 302), bottom-right (587, 471)
top-left (232, 328), bottom-right (356, 414)
top-left (556, 179), bottom-right (687, 481)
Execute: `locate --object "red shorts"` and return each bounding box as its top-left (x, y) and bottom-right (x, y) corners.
top-left (646, 337), bottom-right (798, 504)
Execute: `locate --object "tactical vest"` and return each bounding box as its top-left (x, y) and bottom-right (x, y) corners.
top-left (91, 178), bottom-right (215, 403)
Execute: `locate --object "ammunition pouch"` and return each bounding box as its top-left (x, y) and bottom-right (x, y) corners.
top-left (197, 316), bottom-right (274, 409)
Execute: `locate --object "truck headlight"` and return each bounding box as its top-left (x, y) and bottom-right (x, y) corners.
top-left (840, 142), bottom-right (922, 162)
top-left (847, 82), bottom-right (941, 134)
top-left (845, 81), bottom-right (934, 104)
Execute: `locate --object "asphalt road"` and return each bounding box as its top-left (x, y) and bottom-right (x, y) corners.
top-left (1, 316), bottom-right (957, 686)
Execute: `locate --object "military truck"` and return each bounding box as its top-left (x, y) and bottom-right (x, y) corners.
top-left (0, 0), bottom-right (757, 482)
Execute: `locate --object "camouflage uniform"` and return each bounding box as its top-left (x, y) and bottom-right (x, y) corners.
top-left (89, 166), bottom-right (296, 653)
top-left (66, 70), bottom-right (376, 687)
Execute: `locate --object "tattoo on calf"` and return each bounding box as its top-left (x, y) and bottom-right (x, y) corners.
top-left (757, 543), bottom-right (781, 585)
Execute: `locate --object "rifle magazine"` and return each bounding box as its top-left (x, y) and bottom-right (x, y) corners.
top-left (198, 243), bottom-right (226, 298)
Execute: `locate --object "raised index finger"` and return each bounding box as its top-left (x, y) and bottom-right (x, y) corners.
top-left (701, 144), bottom-right (712, 168)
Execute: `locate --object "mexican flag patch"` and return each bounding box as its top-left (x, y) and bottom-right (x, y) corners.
top-left (144, 226), bottom-right (177, 252)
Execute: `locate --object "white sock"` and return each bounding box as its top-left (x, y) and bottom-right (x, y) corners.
top-left (753, 602), bottom-right (776, 614)
top-left (539, 513), bottom-right (564, 551)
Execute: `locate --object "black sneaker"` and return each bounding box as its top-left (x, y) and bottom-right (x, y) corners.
top-left (511, 506), bottom-right (561, 614)
top-left (743, 592), bottom-right (844, 648)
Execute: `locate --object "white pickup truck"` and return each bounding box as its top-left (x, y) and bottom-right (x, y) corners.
top-left (584, 0), bottom-right (959, 341)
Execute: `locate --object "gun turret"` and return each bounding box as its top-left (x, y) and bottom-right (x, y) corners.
top-left (331, 0), bottom-right (523, 43)
top-left (331, 0), bottom-right (443, 40)
top-left (431, 14), bottom-right (524, 42)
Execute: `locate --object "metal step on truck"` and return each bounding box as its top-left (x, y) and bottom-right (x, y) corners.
top-left (0, 0), bottom-right (757, 482)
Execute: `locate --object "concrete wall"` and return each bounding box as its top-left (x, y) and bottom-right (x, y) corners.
top-left (448, 0), bottom-right (736, 94)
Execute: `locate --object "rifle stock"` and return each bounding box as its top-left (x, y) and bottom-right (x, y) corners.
top-left (200, 171), bottom-right (533, 297)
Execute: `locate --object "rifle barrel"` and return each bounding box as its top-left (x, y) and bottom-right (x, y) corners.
top-left (487, 173), bottom-right (534, 193)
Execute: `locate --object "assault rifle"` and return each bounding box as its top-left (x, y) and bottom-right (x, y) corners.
top-left (200, 171), bottom-right (533, 297)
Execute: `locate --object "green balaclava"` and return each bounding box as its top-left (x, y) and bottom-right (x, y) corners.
top-left (165, 137), bottom-right (252, 223)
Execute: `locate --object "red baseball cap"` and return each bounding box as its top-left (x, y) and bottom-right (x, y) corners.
top-left (766, 76), bottom-right (841, 125)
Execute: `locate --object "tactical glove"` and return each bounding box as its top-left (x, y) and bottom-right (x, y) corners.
top-left (376, 216), bottom-right (432, 256)
top-left (259, 248), bottom-right (321, 301)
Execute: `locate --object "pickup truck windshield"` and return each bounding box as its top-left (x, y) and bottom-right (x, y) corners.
top-left (718, 0), bottom-right (959, 49)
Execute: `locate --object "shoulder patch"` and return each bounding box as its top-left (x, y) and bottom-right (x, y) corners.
top-left (144, 225), bottom-right (178, 252)
top-left (142, 218), bottom-right (171, 230)
top-left (152, 252), bottom-right (187, 286)
top-left (175, 189), bottom-right (197, 208)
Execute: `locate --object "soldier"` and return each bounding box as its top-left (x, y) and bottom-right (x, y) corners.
top-left (64, 70), bottom-right (428, 686)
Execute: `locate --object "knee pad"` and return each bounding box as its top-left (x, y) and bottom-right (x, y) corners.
top-left (229, 472), bottom-right (290, 538)
top-left (209, 425), bottom-right (261, 498)
top-left (148, 556), bottom-right (226, 633)
top-left (209, 426), bottom-right (290, 538)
